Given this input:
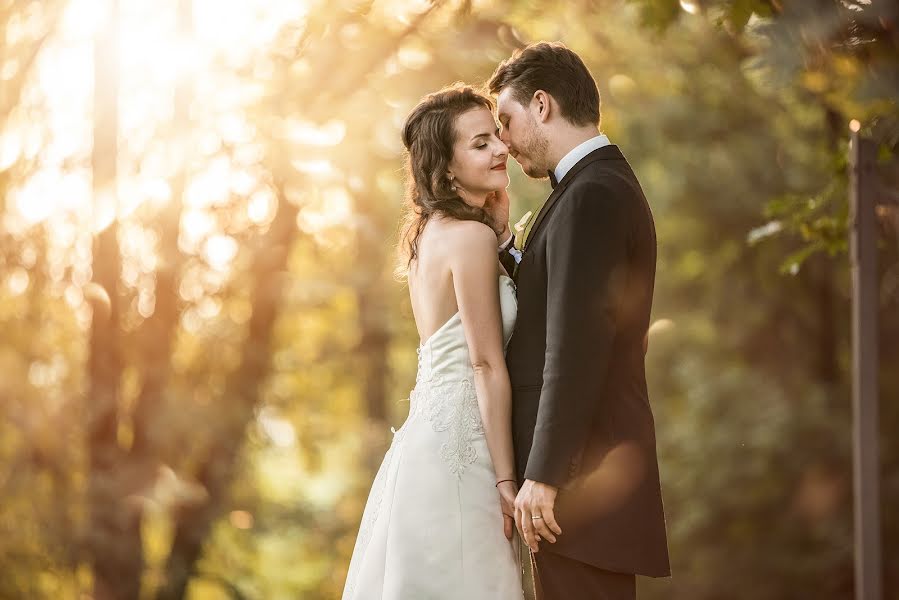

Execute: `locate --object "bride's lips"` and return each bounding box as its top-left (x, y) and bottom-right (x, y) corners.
top-left (491, 162), bottom-right (507, 171)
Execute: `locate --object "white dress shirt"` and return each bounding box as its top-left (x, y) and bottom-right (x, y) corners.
top-left (553, 134), bottom-right (611, 183)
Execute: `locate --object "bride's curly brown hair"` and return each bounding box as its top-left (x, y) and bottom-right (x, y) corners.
top-left (396, 84), bottom-right (499, 275)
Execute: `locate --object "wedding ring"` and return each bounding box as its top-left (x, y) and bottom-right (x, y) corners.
top-left (531, 516), bottom-right (543, 520)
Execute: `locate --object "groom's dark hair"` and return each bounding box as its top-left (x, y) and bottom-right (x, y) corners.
top-left (488, 42), bottom-right (600, 127)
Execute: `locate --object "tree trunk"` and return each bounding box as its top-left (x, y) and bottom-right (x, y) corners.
top-left (86, 1), bottom-right (143, 597)
top-left (351, 184), bottom-right (393, 475)
top-left (156, 195), bottom-right (299, 600)
top-left (130, 0), bottom-right (192, 463)
top-left (357, 284), bottom-right (389, 424)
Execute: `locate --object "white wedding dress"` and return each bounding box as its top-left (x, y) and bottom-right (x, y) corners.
top-left (342, 275), bottom-right (524, 600)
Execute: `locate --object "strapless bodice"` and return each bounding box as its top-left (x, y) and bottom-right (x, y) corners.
top-left (415, 275), bottom-right (517, 383)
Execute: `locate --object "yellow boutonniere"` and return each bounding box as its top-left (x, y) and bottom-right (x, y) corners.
top-left (513, 210), bottom-right (534, 251)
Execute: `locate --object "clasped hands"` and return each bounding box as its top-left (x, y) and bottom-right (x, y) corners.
top-left (497, 479), bottom-right (563, 552)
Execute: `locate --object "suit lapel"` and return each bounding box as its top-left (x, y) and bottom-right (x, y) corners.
top-left (520, 183), bottom-right (563, 251)
top-left (521, 144), bottom-right (624, 253)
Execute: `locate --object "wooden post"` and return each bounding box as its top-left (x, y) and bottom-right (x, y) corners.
top-left (849, 128), bottom-right (881, 600)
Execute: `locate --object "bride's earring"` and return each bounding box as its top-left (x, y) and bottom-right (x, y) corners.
top-left (448, 174), bottom-right (457, 192)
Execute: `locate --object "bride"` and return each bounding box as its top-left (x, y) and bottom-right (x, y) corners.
top-left (341, 84), bottom-right (525, 599)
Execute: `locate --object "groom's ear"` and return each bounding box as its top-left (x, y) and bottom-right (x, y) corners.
top-left (532, 90), bottom-right (552, 123)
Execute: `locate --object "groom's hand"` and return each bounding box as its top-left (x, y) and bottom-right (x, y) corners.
top-left (484, 187), bottom-right (511, 241)
top-left (515, 479), bottom-right (562, 553)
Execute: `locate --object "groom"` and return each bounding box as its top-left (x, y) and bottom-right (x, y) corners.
top-left (488, 43), bottom-right (670, 599)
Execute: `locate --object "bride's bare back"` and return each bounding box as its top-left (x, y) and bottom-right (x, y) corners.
top-left (409, 216), bottom-right (509, 346)
top-left (408, 217), bottom-right (465, 345)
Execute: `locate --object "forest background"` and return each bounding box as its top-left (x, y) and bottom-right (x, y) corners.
top-left (1, 0), bottom-right (897, 598)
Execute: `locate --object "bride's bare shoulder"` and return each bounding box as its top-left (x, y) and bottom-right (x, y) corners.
top-left (418, 218), bottom-right (495, 274)
top-left (438, 220), bottom-right (497, 276)
top-left (440, 218), bottom-right (496, 249)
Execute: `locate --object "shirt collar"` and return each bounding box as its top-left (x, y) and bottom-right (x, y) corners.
top-left (553, 134), bottom-right (611, 184)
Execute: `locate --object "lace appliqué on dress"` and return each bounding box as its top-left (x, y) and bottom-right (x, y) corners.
top-left (425, 378), bottom-right (484, 477)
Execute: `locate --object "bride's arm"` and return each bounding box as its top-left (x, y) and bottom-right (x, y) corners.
top-left (447, 220), bottom-right (516, 485)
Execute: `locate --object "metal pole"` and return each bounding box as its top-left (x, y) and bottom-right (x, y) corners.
top-left (849, 128), bottom-right (882, 600)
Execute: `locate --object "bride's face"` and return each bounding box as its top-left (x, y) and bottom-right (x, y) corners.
top-left (447, 107), bottom-right (509, 207)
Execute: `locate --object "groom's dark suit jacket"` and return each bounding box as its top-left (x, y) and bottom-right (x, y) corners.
top-left (501, 145), bottom-right (670, 578)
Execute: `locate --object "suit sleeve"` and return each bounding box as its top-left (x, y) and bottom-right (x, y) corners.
top-left (524, 183), bottom-right (631, 487)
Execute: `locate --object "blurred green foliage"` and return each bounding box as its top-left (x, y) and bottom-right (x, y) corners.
top-left (0, 0), bottom-right (897, 598)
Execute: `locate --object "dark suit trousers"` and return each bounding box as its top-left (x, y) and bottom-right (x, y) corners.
top-left (532, 550), bottom-right (636, 600)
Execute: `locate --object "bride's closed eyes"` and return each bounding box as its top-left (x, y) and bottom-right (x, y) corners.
top-left (448, 107), bottom-right (509, 201)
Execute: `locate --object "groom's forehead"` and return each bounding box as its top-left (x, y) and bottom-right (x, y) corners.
top-left (496, 88), bottom-right (526, 115)
top-left (495, 89), bottom-right (516, 119)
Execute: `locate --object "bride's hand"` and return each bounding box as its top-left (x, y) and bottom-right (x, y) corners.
top-left (496, 480), bottom-right (519, 540)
